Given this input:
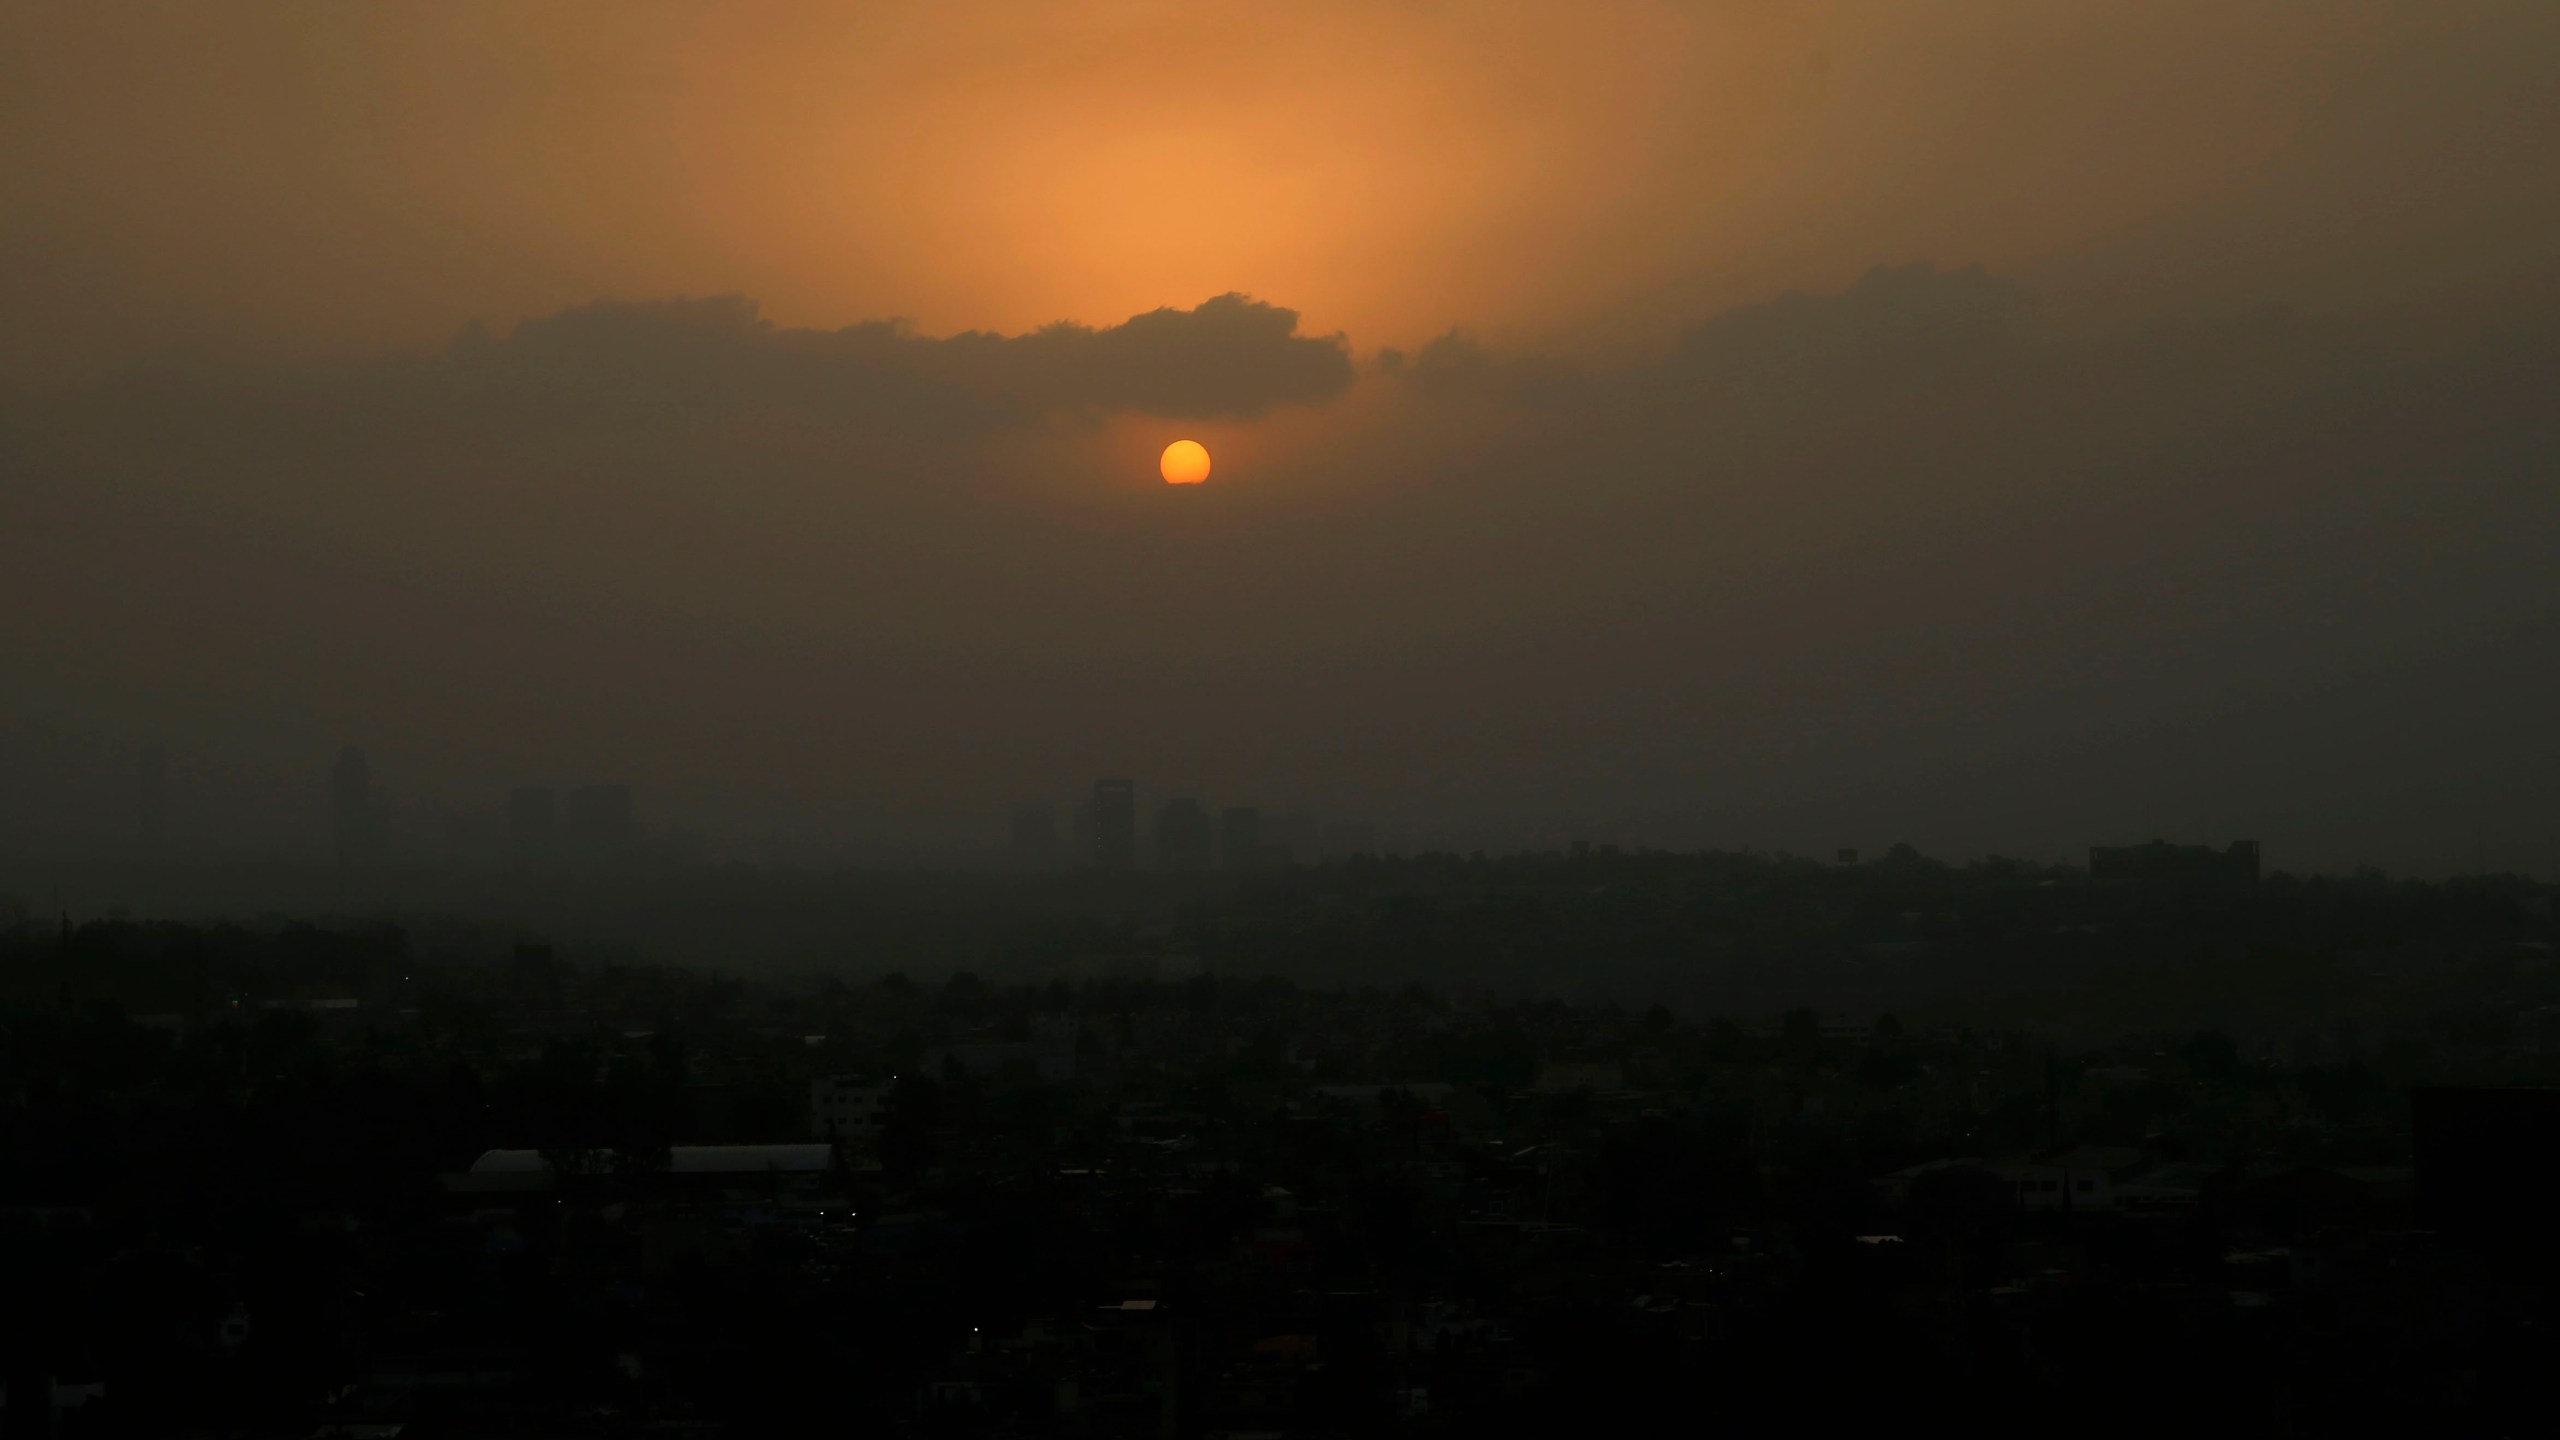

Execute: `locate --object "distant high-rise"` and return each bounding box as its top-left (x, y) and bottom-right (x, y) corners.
top-left (328, 747), bottom-right (383, 878)
top-left (1091, 780), bottom-right (1137, 872)
top-left (566, 784), bottom-right (638, 862)
top-left (1156, 797), bottom-right (1213, 871)
top-left (1009, 800), bottom-right (1059, 871)
top-left (507, 787), bottom-right (558, 864)
top-left (1219, 806), bottom-right (1263, 870)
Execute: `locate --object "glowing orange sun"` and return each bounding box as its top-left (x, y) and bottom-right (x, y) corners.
top-left (1159, 439), bottom-right (1212, 485)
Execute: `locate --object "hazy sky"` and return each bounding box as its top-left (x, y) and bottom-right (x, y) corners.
top-left (5, 1), bottom-right (2559, 873)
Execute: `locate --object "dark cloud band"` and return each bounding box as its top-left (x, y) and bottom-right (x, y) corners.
top-left (474, 291), bottom-right (1354, 426)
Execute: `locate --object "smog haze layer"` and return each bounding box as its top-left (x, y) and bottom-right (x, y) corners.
top-left (7, 1), bottom-right (2560, 877)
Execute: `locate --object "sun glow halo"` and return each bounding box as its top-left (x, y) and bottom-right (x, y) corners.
top-left (1159, 439), bottom-right (1212, 485)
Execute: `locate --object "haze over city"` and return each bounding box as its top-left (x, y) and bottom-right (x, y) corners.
top-left (18, 7), bottom-right (2560, 1438)
top-left (6, 0), bottom-right (2559, 877)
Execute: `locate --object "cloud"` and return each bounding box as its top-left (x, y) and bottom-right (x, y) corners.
top-left (1390, 329), bottom-right (1585, 404)
top-left (1392, 264), bottom-right (2028, 410)
top-left (445, 290), bottom-right (1353, 429)
top-left (988, 293), bottom-right (1355, 418)
top-left (9, 270), bottom-right (2560, 876)
top-left (1660, 263), bottom-right (2031, 380)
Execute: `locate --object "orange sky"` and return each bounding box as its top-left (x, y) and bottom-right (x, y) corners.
top-left (10, 1), bottom-right (2556, 387)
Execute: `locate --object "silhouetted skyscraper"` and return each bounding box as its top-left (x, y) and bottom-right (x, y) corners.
top-left (1010, 800), bottom-right (1059, 871)
top-left (1156, 797), bottom-right (1213, 871)
top-left (1092, 779), bottom-right (1137, 872)
top-left (507, 787), bottom-right (558, 864)
top-left (1220, 806), bottom-right (1263, 870)
top-left (566, 784), bottom-right (638, 862)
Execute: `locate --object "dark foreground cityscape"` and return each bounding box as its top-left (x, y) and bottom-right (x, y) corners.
top-left (6, 846), bottom-right (2558, 1437)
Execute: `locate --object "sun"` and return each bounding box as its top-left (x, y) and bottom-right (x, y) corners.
top-left (1159, 439), bottom-right (1212, 485)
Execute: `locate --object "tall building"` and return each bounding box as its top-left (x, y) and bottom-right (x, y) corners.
top-left (1156, 797), bottom-right (1214, 871)
top-left (565, 784), bottom-right (637, 862)
top-left (1219, 806), bottom-right (1263, 870)
top-left (328, 747), bottom-right (383, 877)
top-left (1009, 800), bottom-right (1060, 871)
top-left (507, 787), bottom-right (558, 864)
top-left (1091, 779), bottom-right (1137, 872)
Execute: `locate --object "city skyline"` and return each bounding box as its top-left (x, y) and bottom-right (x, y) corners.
top-left (11, 733), bottom-right (2555, 883)
top-left (7, 8), bottom-right (2559, 1429)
